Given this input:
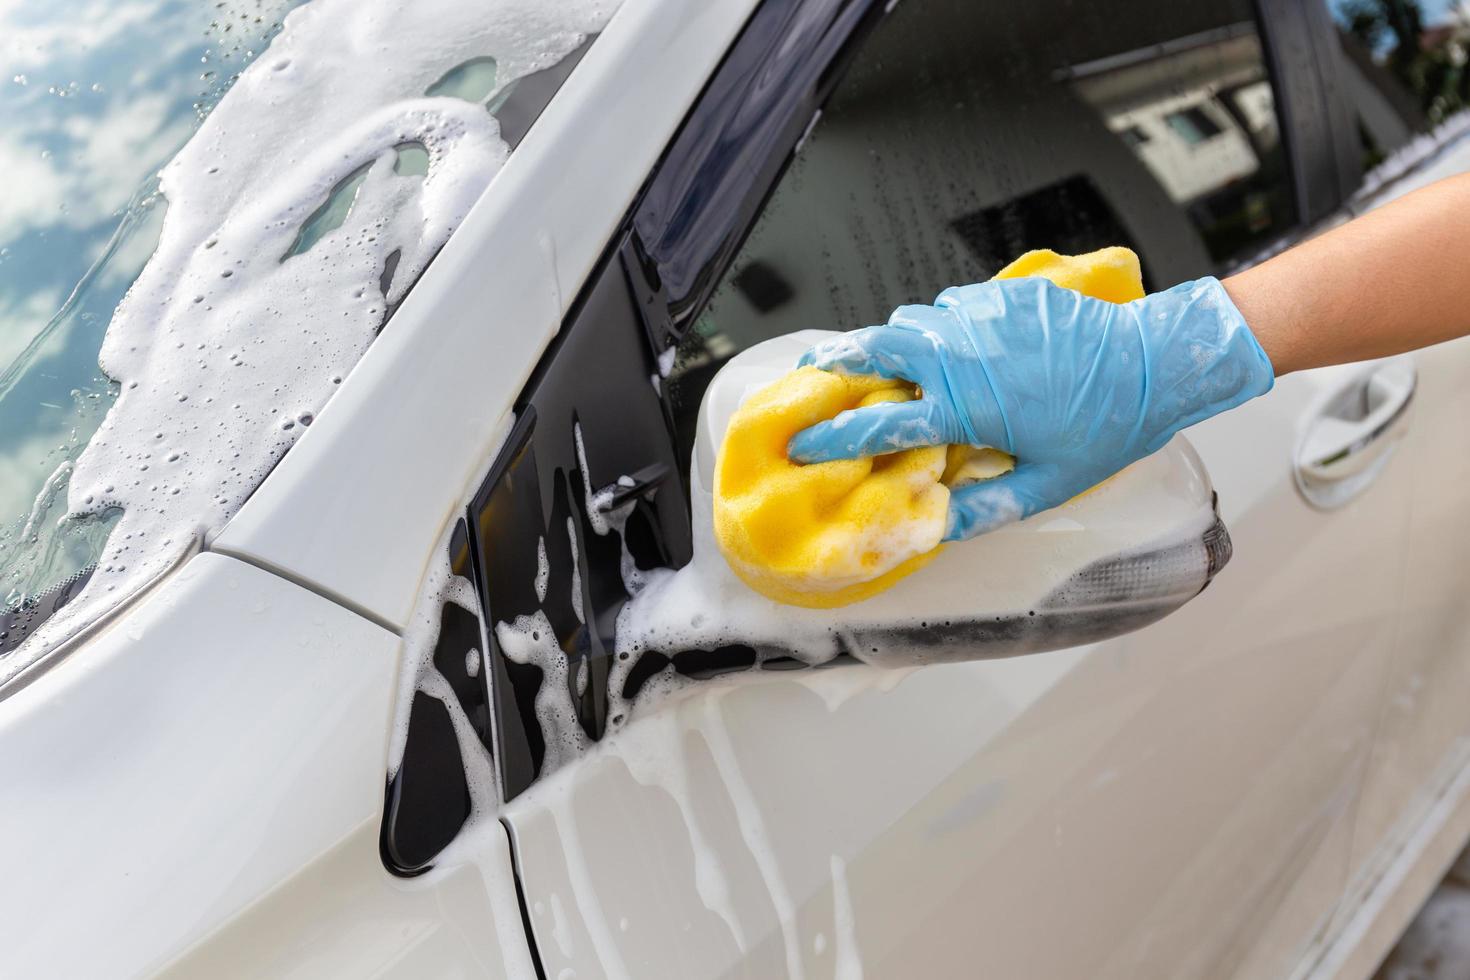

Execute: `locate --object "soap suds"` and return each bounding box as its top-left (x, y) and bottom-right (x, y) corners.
top-left (5, 0), bottom-right (618, 681)
top-left (496, 609), bottom-right (589, 774)
top-left (419, 666), bottom-right (498, 817)
top-left (701, 698), bottom-right (807, 980)
top-left (535, 535), bottom-right (550, 603)
top-left (514, 690), bottom-right (812, 974)
top-left (830, 854), bottom-right (863, 980)
top-left (573, 421), bottom-right (647, 593)
top-left (526, 766), bottom-right (633, 980)
top-left (549, 891), bottom-right (575, 960)
top-left (614, 709), bottom-right (751, 953)
top-left (389, 519), bottom-right (482, 777)
top-left (567, 516), bottom-right (584, 625)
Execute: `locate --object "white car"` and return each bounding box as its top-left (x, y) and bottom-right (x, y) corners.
top-left (2, 0), bottom-right (1469, 977)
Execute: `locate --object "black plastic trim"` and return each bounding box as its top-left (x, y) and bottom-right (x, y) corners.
top-left (623, 0), bottom-right (886, 350)
top-left (1253, 0), bottom-right (1356, 223)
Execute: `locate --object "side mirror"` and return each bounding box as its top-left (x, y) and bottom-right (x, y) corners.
top-left (623, 330), bottom-right (1230, 665)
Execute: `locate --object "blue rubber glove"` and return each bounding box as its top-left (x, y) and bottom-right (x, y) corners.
top-left (788, 276), bottom-right (1275, 541)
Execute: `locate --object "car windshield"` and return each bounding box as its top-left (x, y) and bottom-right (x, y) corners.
top-left (0, 0), bottom-right (615, 681)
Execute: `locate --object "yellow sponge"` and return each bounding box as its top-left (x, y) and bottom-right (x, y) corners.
top-left (713, 246), bottom-right (1144, 608)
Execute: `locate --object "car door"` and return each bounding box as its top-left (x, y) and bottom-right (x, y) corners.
top-left (481, 0), bottom-right (1412, 977)
top-left (1304, 0), bottom-right (1470, 964)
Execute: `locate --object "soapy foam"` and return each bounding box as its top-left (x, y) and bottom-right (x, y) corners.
top-left (566, 516), bottom-right (584, 625)
top-left (830, 854), bottom-right (863, 980)
top-left (481, 428), bottom-right (663, 787)
top-left (419, 666), bottom-right (498, 817)
top-left (389, 518), bottom-right (483, 777)
top-left (700, 696), bottom-right (807, 979)
top-left (612, 708), bottom-right (751, 952)
top-left (513, 687), bottom-right (833, 975)
top-left (573, 421), bottom-right (647, 593)
top-left (496, 610), bottom-right (590, 774)
top-left (521, 759), bottom-right (633, 980)
top-left (574, 422), bottom-right (616, 537)
top-left (535, 535), bottom-right (550, 603)
top-left (549, 891), bottom-right (575, 960)
top-left (445, 827), bottom-right (543, 980)
top-left (5, 0), bottom-right (619, 681)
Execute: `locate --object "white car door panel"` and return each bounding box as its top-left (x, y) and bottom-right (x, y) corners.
top-left (0, 555), bottom-right (540, 975)
top-left (1341, 329), bottom-right (1470, 924)
top-left (1303, 137), bottom-right (1470, 976)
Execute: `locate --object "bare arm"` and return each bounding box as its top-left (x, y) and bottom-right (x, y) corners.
top-left (1224, 172), bottom-right (1470, 376)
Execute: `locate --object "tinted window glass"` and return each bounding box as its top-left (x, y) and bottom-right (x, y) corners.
top-left (1323, 0), bottom-right (1470, 170)
top-left (667, 0), bottom-right (1295, 462)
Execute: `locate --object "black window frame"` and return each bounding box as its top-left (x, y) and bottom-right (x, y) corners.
top-left (1255, 0), bottom-right (1364, 220)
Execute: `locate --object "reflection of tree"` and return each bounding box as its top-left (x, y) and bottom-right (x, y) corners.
top-left (1342, 0), bottom-right (1421, 60)
top-left (1341, 0), bottom-right (1469, 123)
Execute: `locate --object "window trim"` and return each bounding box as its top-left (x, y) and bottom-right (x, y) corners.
top-left (1251, 0), bottom-right (1362, 223)
top-left (622, 0), bottom-right (887, 354)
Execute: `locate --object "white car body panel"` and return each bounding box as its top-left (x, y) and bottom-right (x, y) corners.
top-left (211, 0), bottom-right (761, 631)
top-left (1300, 133), bottom-right (1470, 979)
top-left (0, 554), bottom-right (529, 977)
top-left (156, 820), bottom-right (536, 979)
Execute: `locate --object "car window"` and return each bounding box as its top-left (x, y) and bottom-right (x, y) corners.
top-left (1321, 0), bottom-right (1470, 174)
top-left (0, 0), bottom-right (614, 677)
top-left (665, 0), bottom-right (1296, 468)
top-left (0, 0), bottom-right (307, 640)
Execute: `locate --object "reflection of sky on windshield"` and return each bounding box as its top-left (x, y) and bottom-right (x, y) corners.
top-left (1326, 0), bottom-right (1465, 25)
top-left (1325, 0), bottom-right (1469, 52)
top-left (0, 0), bottom-right (301, 605)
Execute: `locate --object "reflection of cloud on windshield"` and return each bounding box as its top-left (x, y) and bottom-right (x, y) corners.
top-left (0, 0), bottom-right (301, 598)
top-left (0, 287), bottom-right (63, 368)
top-left (1, 0), bottom-right (158, 75)
top-left (1, 10), bottom-right (202, 242)
top-left (0, 0), bottom-right (299, 280)
top-left (0, 138), bottom-right (67, 242)
top-left (63, 95), bottom-right (192, 224)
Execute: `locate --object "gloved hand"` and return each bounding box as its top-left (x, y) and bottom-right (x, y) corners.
top-left (788, 276), bottom-right (1275, 540)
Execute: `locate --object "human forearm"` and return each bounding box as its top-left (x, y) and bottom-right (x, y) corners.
top-left (1224, 173), bottom-right (1470, 376)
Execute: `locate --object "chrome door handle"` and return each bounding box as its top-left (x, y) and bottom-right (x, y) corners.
top-left (1295, 357), bottom-right (1415, 509)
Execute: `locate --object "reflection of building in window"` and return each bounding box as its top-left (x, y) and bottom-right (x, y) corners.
top-left (1165, 105), bottom-right (1225, 144)
top-left (1068, 24), bottom-right (1274, 204)
top-left (1118, 125), bottom-right (1150, 148)
top-left (1066, 22), bottom-right (1291, 261)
